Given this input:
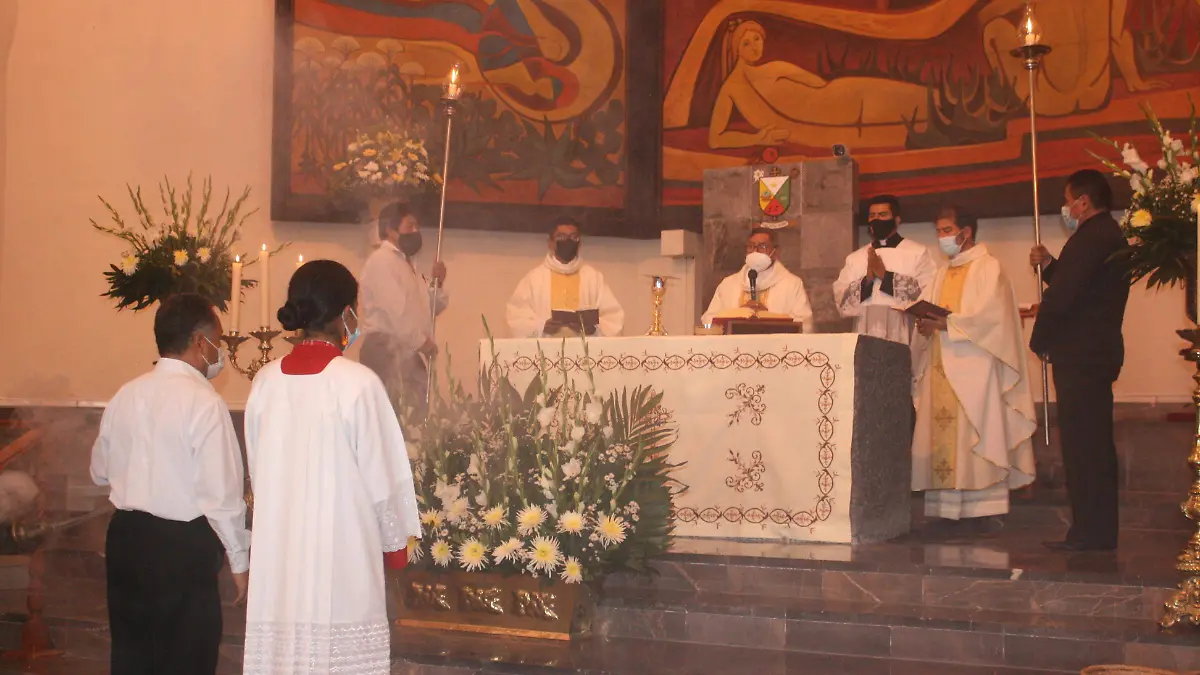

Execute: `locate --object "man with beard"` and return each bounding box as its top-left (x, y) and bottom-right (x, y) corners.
top-left (506, 216), bottom-right (624, 338)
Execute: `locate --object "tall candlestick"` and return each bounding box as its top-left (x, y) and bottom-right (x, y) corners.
top-left (259, 244), bottom-right (270, 329)
top-left (230, 255), bottom-right (243, 333)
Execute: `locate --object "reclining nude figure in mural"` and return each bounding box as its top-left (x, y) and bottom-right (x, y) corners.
top-left (667, 0), bottom-right (1172, 151)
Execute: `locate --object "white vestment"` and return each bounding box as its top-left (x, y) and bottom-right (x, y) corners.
top-left (505, 254), bottom-right (624, 338)
top-left (242, 358), bottom-right (421, 674)
top-left (910, 244), bottom-right (1037, 519)
top-left (700, 261), bottom-right (814, 331)
top-left (833, 236), bottom-right (937, 343)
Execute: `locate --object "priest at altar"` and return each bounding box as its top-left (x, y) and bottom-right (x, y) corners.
top-left (833, 195), bottom-right (937, 344)
top-left (506, 216), bottom-right (624, 338)
top-left (910, 207), bottom-right (1036, 528)
top-left (701, 227), bottom-right (813, 331)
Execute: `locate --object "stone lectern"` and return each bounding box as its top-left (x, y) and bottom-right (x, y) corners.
top-left (702, 159), bottom-right (858, 333)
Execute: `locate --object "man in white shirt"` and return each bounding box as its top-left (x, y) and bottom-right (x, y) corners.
top-left (506, 216), bottom-right (624, 338)
top-left (910, 207), bottom-right (1037, 532)
top-left (91, 293), bottom-right (249, 675)
top-left (359, 202), bottom-right (448, 412)
top-left (833, 195), bottom-right (937, 344)
top-left (701, 227), bottom-right (814, 331)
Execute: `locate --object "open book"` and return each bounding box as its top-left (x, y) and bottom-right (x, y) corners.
top-left (892, 300), bottom-right (951, 320)
top-left (548, 309), bottom-right (600, 336)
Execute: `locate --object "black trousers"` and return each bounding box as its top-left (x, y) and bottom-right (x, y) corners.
top-left (1053, 363), bottom-right (1120, 548)
top-left (106, 509), bottom-right (224, 675)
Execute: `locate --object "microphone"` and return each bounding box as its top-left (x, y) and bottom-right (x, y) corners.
top-left (748, 269), bottom-right (758, 302)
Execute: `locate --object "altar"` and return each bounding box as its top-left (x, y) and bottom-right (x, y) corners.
top-left (481, 333), bottom-right (913, 544)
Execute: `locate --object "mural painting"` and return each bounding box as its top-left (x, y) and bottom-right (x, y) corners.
top-left (663, 0), bottom-right (1200, 219)
top-left (273, 0), bottom-right (628, 226)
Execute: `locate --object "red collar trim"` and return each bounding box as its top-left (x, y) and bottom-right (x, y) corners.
top-left (281, 340), bottom-right (343, 375)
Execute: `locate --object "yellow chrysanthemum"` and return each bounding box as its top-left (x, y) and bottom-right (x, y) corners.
top-left (526, 536), bottom-right (562, 574)
top-left (197, 247), bottom-right (212, 263)
top-left (173, 250), bottom-right (189, 267)
top-left (362, 148), bottom-right (378, 157)
top-left (482, 506), bottom-right (507, 529)
top-left (332, 162), bottom-right (348, 171)
top-left (1129, 209), bottom-right (1153, 229)
top-left (516, 505), bottom-right (546, 535)
top-left (595, 513), bottom-right (628, 548)
top-left (457, 539), bottom-right (487, 571)
top-left (407, 536), bottom-right (423, 563)
top-left (556, 510), bottom-right (585, 535)
top-left (119, 255), bottom-right (138, 275)
top-left (420, 509), bottom-right (442, 528)
top-left (431, 540), bottom-right (452, 567)
top-left (560, 556), bottom-right (582, 584)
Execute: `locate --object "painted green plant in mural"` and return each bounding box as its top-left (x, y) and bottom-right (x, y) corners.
top-left (290, 42), bottom-right (624, 201)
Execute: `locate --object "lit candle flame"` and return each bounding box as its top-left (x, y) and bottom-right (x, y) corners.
top-left (450, 64), bottom-right (459, 84)
top-left (235, 254), bottom-right (240, 263)
top-left (298, 254), bottom-right (304, 263)
top-left (1017, 2), bottom-right (1042, 47)
top-left (261, 243), bottom-right (267, 251)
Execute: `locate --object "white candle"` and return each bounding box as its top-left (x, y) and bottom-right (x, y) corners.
top-left (259, 244), bottom-right (270, 329)
top-left (229, 255), bottom-right (242, 333)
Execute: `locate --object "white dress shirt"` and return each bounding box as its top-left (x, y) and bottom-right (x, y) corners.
top-left (90, 358), bottom-right (250, 573)
top-left (359, 241), bottom-right (449, 352)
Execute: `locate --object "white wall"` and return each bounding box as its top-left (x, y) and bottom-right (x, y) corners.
top-left (0, 0), bottom-right (1190, 408)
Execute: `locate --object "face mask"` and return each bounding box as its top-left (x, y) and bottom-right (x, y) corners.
top-left (201, 337), bottom-right (225, 380)
top-left (869, 218), bottom-right (896, 242)
top-left (398, 231), bottom-right (422, 257)
top-left (342, 307), bottom-right (361, 350)
top-left (745, 251), bottom-right (773, 272)
top-left (554, 239), bottom-right (580, 263)
top-left (1061, 205), bottom-right (1079, 233)
top-left (938, 233), bottom-right (963, 258)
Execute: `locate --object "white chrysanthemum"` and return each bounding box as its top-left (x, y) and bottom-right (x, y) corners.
top-left (364, 161), bottom-right (379, 173)
top-left (119, 255), bottom-right (138, 275)
top-left (557, 510), bottom-right (585, 534)
top-left (445, 497), bottom-right (470, 523)
top-left (595, 513), bottom-right (628, 548)
top-left (561, 458), bottom-right (581, 480)
top-left (1130, 209), bottom-right (1153, 229)
top-left (492, 537), bottom-right (523, 564)
top-left (560, 556), bottom-right (583, 584)
top-left (482, 506), bottom-right (507, 529)
top-left (197, 247), bottom-right (212, 263)
top-left (420, 509), bottom-right (443, 528)
top-left (173, 250), bottom-right (189, 267)
top-left (457, 539), bottom-right (487, 571)
top-left (517, 505), bottom-right (546, 535)
top-left (407, 536), bottom-right (423, 563)
top-left (431, 540), bottom-right (452, 567)
top-left (526, 536), bottom-right (562, 574)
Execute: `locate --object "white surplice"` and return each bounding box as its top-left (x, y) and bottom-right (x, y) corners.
top-left (359, 241), bottom-right (448, 353)
top-left (505, 254), bottom-right (624, 338)
top-left (700, 261), bottom-right (814, 331)
top-left (910, 244), bottom-right (1037, 519)
top-left (833, 236), bottom-right (937, 343)
top-left (242, 357), bottom-right (421, 674)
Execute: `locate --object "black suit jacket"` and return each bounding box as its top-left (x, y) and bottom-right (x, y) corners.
top-left (1030, 211), bottom-right (1130, 376)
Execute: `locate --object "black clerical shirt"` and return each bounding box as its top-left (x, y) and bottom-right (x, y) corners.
top-left (1029, 211), bottom-right (1129, 374)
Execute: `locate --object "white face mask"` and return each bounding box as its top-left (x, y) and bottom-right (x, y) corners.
top-left (938, 233), bottom-right (963, 258)
top-left (745, 251), bottom-right (773, 273)
top-left (202, 336), bottom-right (225, 380)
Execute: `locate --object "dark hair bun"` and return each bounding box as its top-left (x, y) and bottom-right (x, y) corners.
top-left (277, 298), bottom-right (317, 331)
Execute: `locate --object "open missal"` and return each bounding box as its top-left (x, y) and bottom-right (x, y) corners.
top-left (894, 300), bottom-right (951, 320)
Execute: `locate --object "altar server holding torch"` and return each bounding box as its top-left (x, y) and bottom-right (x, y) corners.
top-left (701, 227), bottom-right (814, 330)
top-left (242, 260), bottom-right (421, 674)
top-left (833, 195), bottom-right (937, 343)
top-left (506, 215), bottom-right (624, 338)
top-left (910, 207), bottom-right (1036, 530)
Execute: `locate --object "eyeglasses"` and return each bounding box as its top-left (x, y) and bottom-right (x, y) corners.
top-left (745, 242), bottom-right (773, 253)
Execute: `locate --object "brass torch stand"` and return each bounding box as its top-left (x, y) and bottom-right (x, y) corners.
top-left (1162, 328), bottom-right (1200, 629)
top-left (220, 328), bottom-right (283, 381)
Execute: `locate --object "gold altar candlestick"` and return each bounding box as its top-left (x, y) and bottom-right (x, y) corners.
top-left (1011, 2), bottom-right (1052, 446)
top-left (646, 276), bottom-right (667, 336)
top-left (426, 63), bottom-right (464, 411)
top-left (1162, 328), bottom-right (1200, 629)
top-left (221, 329), bottom-right (282, 381)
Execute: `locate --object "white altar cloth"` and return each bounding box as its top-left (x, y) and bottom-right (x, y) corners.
top-left (480, 334), bottom-right (860, 543)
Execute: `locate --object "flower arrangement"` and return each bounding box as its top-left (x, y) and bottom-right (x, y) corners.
top-left (1091, 98), bottom-right (1200, 290)
top-left (93, 176), bottom-right (267, 312)
top-left (331, 130), bottom-right (442, 201)
top-left (400, 337), bottom-right (682, 585)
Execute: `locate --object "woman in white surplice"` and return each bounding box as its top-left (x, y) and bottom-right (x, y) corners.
top-left (242, 260), bottom-right (421, 674)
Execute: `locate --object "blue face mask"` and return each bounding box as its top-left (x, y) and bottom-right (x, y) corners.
top-left (1061, 198), bottom-right (1081, 233)
top-left (342, 307), bottom-right (361, 350)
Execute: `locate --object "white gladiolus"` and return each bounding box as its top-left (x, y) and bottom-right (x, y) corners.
top-left (1121, 143), bottom-right (1150, 174)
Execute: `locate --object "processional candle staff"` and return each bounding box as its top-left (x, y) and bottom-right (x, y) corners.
top-left (426, 62), bottom-right (464, 407)
top-left (1011, 2), bottom-right (1053, 445)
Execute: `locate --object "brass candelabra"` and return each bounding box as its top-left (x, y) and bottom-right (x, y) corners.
top-left (220, 329), bottom-right (282, 381)
top-left (646, 276), bottom-right (667, 336)
top-left (1162, 328), bottom-right (1200, 629)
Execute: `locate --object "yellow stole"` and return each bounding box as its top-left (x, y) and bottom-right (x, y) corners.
top-left (550, 271), bottom-right (581, 310)
top-left (930, 262), bottom-right (972, 489)
top-left (738, 289), bottom-right (771, 307)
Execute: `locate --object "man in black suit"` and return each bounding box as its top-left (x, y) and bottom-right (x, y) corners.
top-left (1030, 169), bottom-right (1130, 552)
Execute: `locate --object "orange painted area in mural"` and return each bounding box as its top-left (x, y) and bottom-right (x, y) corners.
top-left (662, 0), bottom-right (1200, 211)
top-left (286, 0), bottom-right (627, 208)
